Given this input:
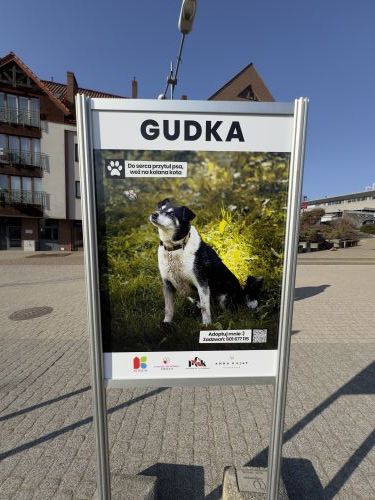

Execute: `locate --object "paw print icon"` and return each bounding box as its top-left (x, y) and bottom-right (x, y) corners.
top-left (105, 159), bottom-right (125, 179)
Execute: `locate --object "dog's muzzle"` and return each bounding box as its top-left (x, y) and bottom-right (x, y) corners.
top-left (150, 212), bottom-right (159, 223)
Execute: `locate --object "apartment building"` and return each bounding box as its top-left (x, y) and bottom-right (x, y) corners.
top-left (0, 52), bottom-right (122, 251)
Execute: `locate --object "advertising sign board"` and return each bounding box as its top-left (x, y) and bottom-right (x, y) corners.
top-left (76, 97), bottom-right (308, 500)
top-left (77, 98), bottom-right (307, 387)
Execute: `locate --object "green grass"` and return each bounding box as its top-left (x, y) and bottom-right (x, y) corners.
top-left (100, 249), bottom-right (280, 352)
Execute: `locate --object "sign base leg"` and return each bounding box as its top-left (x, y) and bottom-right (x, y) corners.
top-left (222, 467), bottom-right (288, 499)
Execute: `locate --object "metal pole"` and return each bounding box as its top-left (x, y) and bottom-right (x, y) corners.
top-left (171, 33), bottom-right (186, 100)
top-left (266, 98), bottom-right (308, 500)
top-left (162, 33), bottom-right (186, 100)
top-left (76, 94), bottom-right (111, 500)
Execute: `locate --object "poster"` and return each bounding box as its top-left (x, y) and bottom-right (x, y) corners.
top-left (83, 100), bottom-right (297, 384)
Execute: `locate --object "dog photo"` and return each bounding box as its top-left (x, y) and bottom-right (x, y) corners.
top-left (150, 198), bottom-right (263, 326)
top-left (93, 149), bottom-right (290, 353)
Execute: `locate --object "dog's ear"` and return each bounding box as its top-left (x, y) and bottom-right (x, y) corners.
top-left (181, 206), bottom-right (196, 222)
top-left (158, 198), bottom-right (171, 209)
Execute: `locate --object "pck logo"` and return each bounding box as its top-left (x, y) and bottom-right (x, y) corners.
top-left (133, 356), bottom-right (147, 370)
top-left (188, 356), bottom-right (206, 368)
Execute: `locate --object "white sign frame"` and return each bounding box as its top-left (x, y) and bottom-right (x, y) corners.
top-left (76, 96), bottom-right (308, 500)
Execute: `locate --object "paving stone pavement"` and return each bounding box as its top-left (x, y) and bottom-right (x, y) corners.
top-left (0, 248), bottom-right (374, 499)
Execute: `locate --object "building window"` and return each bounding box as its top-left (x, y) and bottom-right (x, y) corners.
top-left (0, 134), bottom-right (6, 163)
top-left (74, 143), bottom-right (79, 162)
top-left (40, 219), bottom-right (59, 241)
top-left (0, 174), bottom-right (44, 205)
top-left (75, 180), bottom-right (81, 198)
top-left (0, 134), bottom-right (41, 167)
top-left (0, 93), bottom-right (40, 127)
top-left (0, 174), bottom-right (8, 191)
top-left (238, 85), bottom-right (258, 101)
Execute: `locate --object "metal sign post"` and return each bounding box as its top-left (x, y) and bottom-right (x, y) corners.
top-left (76, 95), bottom-right (111, 500)
top-left (76, 95), bottom-right (308, 500)
top-left (267, 98), bottom-right (308, 499)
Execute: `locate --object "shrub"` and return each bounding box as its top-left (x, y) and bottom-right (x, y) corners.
top-left (324, 218), bottom-right (359, 241)
top-left (300, 208), bottom-right (325, 227)
top-left (299, 227), bottom-right (326, 243)
top-left (299, 208), bottom-right (325, 243)
top-left (360, 224), bottom-right (375, 235)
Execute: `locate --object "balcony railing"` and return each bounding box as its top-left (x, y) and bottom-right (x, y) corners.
top-left (0, 189), bottom-right (46, 207)
top-left (0, 148), bottom-right (46, 170)
top-left (0, 106), bottom-right (40, 128)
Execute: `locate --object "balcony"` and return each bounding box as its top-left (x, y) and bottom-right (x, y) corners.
top-left (0, 148), bottom-right (46, 171)
top-left (0, 106), bottom-right (40, 128)
top-left (0, 189), bottom-right (46, 207)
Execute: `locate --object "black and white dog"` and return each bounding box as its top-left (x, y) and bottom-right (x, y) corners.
top-left (150, 199), bottom-right (263, 325)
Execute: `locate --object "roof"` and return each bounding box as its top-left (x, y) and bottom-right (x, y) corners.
top-left (208, 63), bottom-right (274, 102)
top-left (307, 190), bottom-right (375, 205)
top-left (41, 80), bottom-right (123, 103)
top-left (0, 52), bottom-right (124, 116)
top-left (0, 52), bottom-right (70, 115)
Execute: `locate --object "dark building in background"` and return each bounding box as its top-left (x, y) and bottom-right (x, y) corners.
top-left (209, 63), bottom-right (274, 102)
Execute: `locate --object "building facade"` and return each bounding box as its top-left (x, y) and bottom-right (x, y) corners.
top-left (306, 190), bottom-right (375, 226)
top-left (0, 52), bottom-right (122, 251)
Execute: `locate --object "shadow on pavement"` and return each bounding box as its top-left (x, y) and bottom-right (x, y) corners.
top-left (0, 386), bottom-right (91, 422)
top-left (294, 285), bottom-right (330, 301)
top-left (247, 361), bottom-right (375, 498)
top-left (283, 458), bottom-right (324, 499)
top-left (1, 363), bottom-right (374, 497)
top-left (203, 458), bottom-right (324, 500)
top-left (142, 463), bottom-right (205, 499)
top-left (324, 429), bottom-right (375, 499)
top-left (0, 387), bottom-right (167, 460)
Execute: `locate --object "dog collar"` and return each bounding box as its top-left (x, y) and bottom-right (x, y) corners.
top-left (160, 232), bottom-right (190, 251)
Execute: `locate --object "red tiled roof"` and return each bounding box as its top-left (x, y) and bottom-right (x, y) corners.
top-left (0, 52), bottom-right (71, 114)
top-left (0, 52), bottom-right (125, 116)
top-left (41, 80), bottom-right (124, 102)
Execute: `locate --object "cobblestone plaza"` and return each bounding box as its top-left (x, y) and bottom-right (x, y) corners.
top-left (1, 241), bottom-right (374, 499)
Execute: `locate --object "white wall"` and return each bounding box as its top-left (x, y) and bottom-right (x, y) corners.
top-left (41, 121), bottom-right (78, 219)
top-left (65, 130), bottom-right (82, 220)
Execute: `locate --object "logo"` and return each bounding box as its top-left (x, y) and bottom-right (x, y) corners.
top-left (188, 356), bottom-right (207, 368)
top-left (133, 356), bottom-right (147, 371)
top-left (215, 355), bottom-right (248, 369)
top-left (153, 357), bottom-right (180, 371)
top-left (105, 159), bottom-right (125, 179)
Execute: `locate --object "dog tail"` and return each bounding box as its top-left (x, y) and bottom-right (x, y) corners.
top-left (244, 276), bottom-right (263, 309)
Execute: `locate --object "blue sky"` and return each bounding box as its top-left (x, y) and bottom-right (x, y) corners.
top-left (2, 0), bottom-right (374, 199)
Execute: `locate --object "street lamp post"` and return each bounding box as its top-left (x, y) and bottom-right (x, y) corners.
top-left (160, 0), bottom-right (197, 99)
